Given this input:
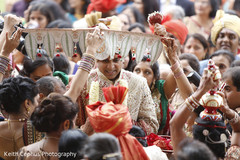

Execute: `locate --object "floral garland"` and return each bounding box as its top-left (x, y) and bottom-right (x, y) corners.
top-left (89, 79), bottom-right (128, 105)
top-left (89, 81), bottom-right (100, 104)
top-left (118, 79), bottom-right (128, 106)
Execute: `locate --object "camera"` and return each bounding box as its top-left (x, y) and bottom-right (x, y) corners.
top-left (0, 21), bottom-right (28, 56)
top-left (187, 71), bottom-right (201, 87)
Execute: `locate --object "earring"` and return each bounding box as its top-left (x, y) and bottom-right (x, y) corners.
top-left (151, 81), bottom-right (155, 91)
top-left (26, 107), bottom-right (30, 114)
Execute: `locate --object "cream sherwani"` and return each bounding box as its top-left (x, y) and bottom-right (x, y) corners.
top-left (77, 68), bottom-right (159, 134)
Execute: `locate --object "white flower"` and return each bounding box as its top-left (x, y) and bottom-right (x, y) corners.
top-left (119, 79), bottom-right (128, 106)
top-left (89, 81), bottom-right (99, 104)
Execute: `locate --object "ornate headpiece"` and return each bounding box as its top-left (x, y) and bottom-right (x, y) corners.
top-left (23, 11), bottom-right (163, 64)
top-left (199, 60), bottom-right (223, 121)
top-left (23, 28), bottom-right (163, 64)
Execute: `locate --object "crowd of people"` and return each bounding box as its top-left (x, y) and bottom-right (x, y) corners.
top-left (0, 0), bottom-right (240, 159)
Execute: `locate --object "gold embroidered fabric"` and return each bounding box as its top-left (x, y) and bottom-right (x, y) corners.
top-left (152, 87), bottom-right (162, 125)
top-left (78, 69), bottom-right (159, 134)
top-left (225, 145), bottom-right (240, 160)
top-left (23, 28), bottom-right (163, 64)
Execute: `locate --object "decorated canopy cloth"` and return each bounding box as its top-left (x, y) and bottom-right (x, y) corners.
top-left (77, 69), bottom-right (159, 134)
top-left (211, 10), bottom-right (240, 45)
top-left (22, 28), bottom-right (163, 65)
top-left (162, 20), bottom-right (188, 45)
top-left (87, 0), bottom-right (126, 14)
top-left (86, 85), bottom-right (150, 160)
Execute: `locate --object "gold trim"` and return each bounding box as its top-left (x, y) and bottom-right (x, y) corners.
top-left (105, 117), bottom-right (123, 133)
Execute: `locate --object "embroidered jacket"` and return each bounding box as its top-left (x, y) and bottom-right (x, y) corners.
top-left (77, 68), bottom-right (159, 134)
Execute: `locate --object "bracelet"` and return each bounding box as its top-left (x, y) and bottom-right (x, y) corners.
top-left (173, 68), bottom-right (184, 79)
top-left (185, 95), bottom-right (200, 112)
top-left (0, 56), bottom-right (10, 75)
top-left (78, 54), bottom-right (95, 73)
top-left (227, 112), bottom-right (239, 124)
top-left (186, 98), bottom-right (195, 112)
top-left (170, 61), bottom-right (180, 72)
top-left (83, 53), bottom-right (95, 59)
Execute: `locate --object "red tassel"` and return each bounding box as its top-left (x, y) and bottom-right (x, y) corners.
top-left (147, 58), bottom-right (151, 62)
top-left (72, 53), bottom-right (78, 58)
top-left (132, 57), bottom-right (136, 61)
top-left (37, 53), bottom-right (42, 57)
top-left (56, 53), bottom-right (60, 57)
top-left (117, 54), bottom-right (122, 58)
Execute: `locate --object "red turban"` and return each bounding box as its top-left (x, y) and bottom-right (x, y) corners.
top-left (87, 0), bottom-right (126, 14)
top-left (86, 85), bottom-right (150, 160)
top-left (162, 20), bottom-right (188, 45)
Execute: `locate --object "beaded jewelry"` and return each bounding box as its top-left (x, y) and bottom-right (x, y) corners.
top-left (78, 53), bottom-right (95, 73)
top-left (0, 55), bottom-right (10, 75)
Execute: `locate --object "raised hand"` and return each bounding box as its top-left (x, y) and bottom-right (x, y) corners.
top-left (1, 28), bottom-right (22, 56)
top-left (3, 14), bottom-right (22, 33)
top-left (198, 68), bottom-right (219, 94)
top-left (154, 23), bottom-right (167, 37)
top-left (161, 37), bottom-right (178, 64)
top-left (85, 27), bottom-right (105, 55)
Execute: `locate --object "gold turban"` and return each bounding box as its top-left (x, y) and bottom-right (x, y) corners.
top-left (211, 10), bottom-right (240, 45)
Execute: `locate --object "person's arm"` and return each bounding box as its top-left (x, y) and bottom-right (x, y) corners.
top-left (0, 14), bottom-right (21, 52)
top-left (161, 37), bottom-right (194, 100)
top-left (220, 103), bottom-right (240, 150)
top-left (0, 28), bottom-right (22, 82)
top-left (219, 93), bottom-right (240, 132)
top-left (170, 68), bottom-right (218, 155)
top-left (64, 27), bottom-right (104, 103)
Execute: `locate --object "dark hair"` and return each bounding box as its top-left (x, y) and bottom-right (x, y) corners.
top-left (193, 118), bottom-right (230, 158)
top-left (36, 76), bottom-right (66, 96)
top-left (179, 53), bottom-right (200, 74)
top-left (28, 3), bottom-right (55, 25)
top-left (185, 33), bottom-right (209, 59)
top-left (124, 51), bottom-right (134, 71)
top-left (84, 133), bottom-right (122, 160)
top-left (59, 0), bottom-right (71, 12)
top-left (209, 0), bottom-right (219, 18)
top-left (233, 0), bottom-right (240, 12)
top-left (76, 42), bottom-right (83, 57)
top-left (69, 0), bottom-right (90, 15)
top-left (231, 60), bottom-right (240, 67)
top-left (20, 55), bottom-right (54, 77)
top-left (121, 6), bottom-right (145, 25)
top-left (59, 129), bottom-right (88, 160)
top-left (129, 125), bottom-right (148, 147)
top-left (0, 76), bottom-right (38, 114)
top-left (31, 93), bottom-right (78, 132)
top-left (223, 66), bottom-right (240, 91)
top-left (29, 0), bottom-right (69, 22)
top-left (132, 55), bottom-right (160, 81)
top-left (128, 23), bottom-right (146, 33)
top-left (176, 138), bottom-right (217, 160)
top-left (141, 0), bottom-right (159, 21)
top-left (53, 54), bottom-right (70, 75)
top-left (47, 19), bottom-right (72, 28)
top-left (210, 49), bottom-right (235, 66)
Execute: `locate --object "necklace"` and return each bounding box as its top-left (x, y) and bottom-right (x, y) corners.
top-left (4, 118), bottom-right (27, 122)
